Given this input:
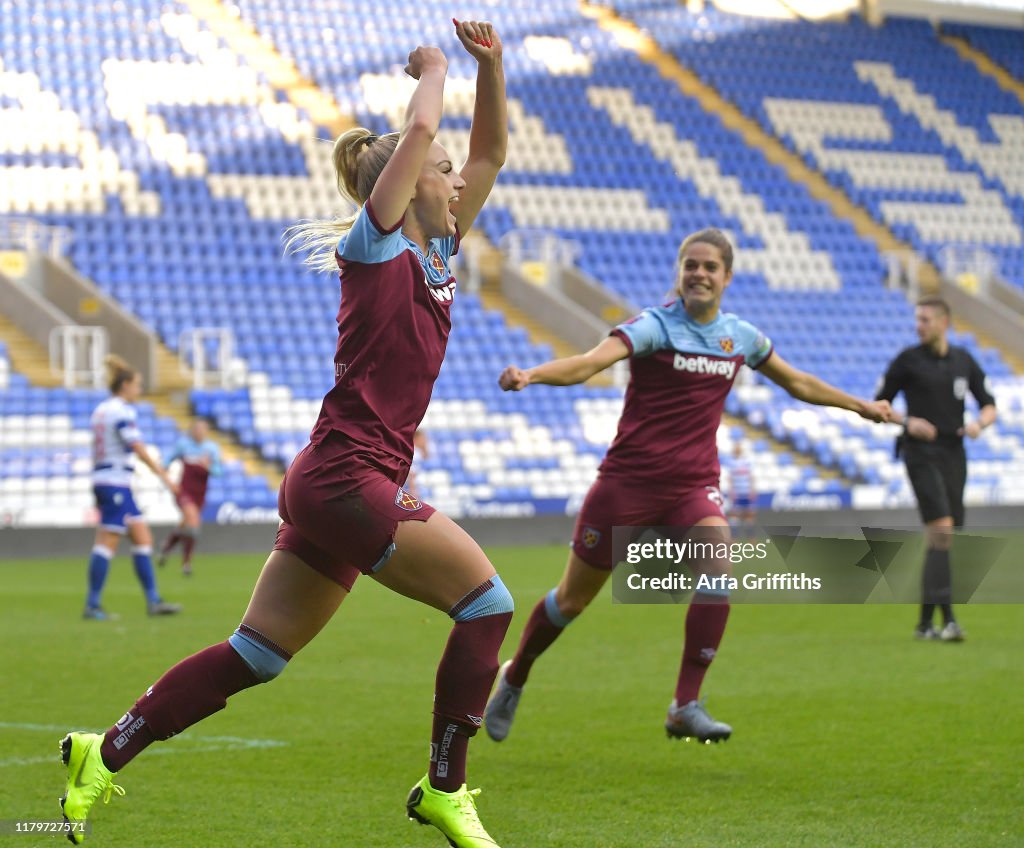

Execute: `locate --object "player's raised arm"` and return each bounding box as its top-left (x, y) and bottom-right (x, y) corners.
top-left (369, 46), bottom-right (448, 231)
top-left (759, 352), bottom-right (892, 422)
top-left (450, 19), bottom-right (506, 234)
top-left (499, 336), bottom-right (630, 390)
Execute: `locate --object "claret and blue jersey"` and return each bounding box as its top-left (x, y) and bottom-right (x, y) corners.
top-left (168, 436), bottom-right (223, 502)
top-left (602, 299), bottom-right (774, 489)
top-left (309, 202), bottom-right (460, 480)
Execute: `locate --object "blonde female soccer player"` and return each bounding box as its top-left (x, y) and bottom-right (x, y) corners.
top-left (60, 21), bottom-right (510, 848)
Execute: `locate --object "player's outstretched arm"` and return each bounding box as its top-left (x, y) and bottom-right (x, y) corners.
top-left (132, 442), bottom-right (179, 495)
top-left (760, 353), bottom-right (892, 422)
top-left (370, 46), bottom-right (448, 231)
top-left (451, 19), bottom-right (506, 234)
top-left (499, 336), bottom-right (629, 391)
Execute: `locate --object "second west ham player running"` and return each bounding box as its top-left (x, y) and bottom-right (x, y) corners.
top-left (158, 418), bottom-right (223, 576)
top-left (485, 228), bottom-right (892, 744)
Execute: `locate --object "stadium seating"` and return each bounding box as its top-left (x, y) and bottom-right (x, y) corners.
top-left (0, 344), bottom-right (276, 526)
top-left (945, 22), bottom-right (1024, 84)
top-left (1, 0), bottom-right (1022, 523)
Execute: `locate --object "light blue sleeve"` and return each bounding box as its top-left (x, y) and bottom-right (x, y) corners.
top-left (337, 202), bottom-right (408, 264)
top-left (612, 310), bottom-right (668, 358)
top-left (166, 437), bottom-right (186, 464)
top-left (736, 320), bottom-right (774, 369)
top-left (207, 442), bottom-right (223, 477)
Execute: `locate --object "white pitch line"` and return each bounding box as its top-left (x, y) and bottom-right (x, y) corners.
top-left (0, 722), bottom-right (287, 768)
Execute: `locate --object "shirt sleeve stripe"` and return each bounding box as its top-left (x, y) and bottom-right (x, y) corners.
top-left (609, 327), bottom-right (635, 355)
top-left (749, 345), bottom-right (774, 370)
top-left (365, 198), bottom-right (404, 235)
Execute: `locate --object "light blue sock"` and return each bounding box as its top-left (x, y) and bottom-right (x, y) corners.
top-left (132, 545), bottom-right (160, 604)
top-left (543, 587), bottom-right (576, 628)
top-left (87, 545), bottom-right (113, 609)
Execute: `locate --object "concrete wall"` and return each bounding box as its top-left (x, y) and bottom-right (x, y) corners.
top-left (875, 0), bottom-right (1024, 27)
top-left (34, 257), bottom-right (158, 388)
top-left (940, 278), bottom-right (1024, 366)
top-left (500, 263), bottom-right (613, 352)
top-left (0, 264), bottom-right (75, 351)
top-left (4, 506), bottom-right (1023, 561)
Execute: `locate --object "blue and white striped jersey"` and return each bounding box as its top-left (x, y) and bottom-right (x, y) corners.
top-left (90, 396), bottom-right (142, 487)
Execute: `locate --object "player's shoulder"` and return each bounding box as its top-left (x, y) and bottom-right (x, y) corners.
top-left (99, 396), bottom-right (133, 417)
top-left (640, 299), bottom-right (686, 329)
top-left (717, 311), bottom-right (768, 352)
top-left (717, 310), bottom-right (758, 335)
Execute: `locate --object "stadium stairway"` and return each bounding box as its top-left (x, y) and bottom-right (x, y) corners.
top-left (939, 30), bottom-right (1024, 107)
top-left (0, 312), bottom-right (63, 389)
top-left (178, 0), bottom-right (351, 133)
top-left (581, 2), bottom-right (939, 283)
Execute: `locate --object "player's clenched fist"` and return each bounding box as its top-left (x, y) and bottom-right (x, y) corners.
top-left (498, 365), bottom-right (530, 391)
top-left (859, 399), bottom-right (892, 423)
top-left (404, 46), bottom-right (447, 80)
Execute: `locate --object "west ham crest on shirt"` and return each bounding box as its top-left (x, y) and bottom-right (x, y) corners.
top-left (581, 527), bottom-right (602, 549)
top-left (425, 249), bottom-right (449, 286)
top-left (719, 337), bottom-right (734, 354)
top-left (395, 487), bottom-right (422, 512)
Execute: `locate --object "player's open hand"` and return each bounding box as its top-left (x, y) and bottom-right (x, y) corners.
top-left (453, 19), bottom-right (502, 61)
top-left (499, 365), bottom-right (529, 391)
top-left (859, 399), bottom-right (892, 423)
top-left (405, 46), bottom-right (447, 80)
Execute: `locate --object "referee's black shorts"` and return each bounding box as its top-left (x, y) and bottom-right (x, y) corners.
top-left (903, 442), bottom-right (967, 526)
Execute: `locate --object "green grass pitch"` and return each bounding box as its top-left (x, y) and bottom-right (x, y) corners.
top-left (2, 546), bottom-right (1021, 847)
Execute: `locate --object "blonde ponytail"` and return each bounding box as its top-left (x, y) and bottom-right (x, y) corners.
top-left (284, 128), bottom-right (400, 273)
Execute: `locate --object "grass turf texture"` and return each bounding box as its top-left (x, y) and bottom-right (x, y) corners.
top-left (1, 547), bottom-right (1021, 847)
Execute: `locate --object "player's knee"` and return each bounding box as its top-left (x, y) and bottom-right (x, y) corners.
top-left (926, 523), bottom-right (954, 550)
top-left (228, 625), bottom-right (292, 682)
top-left (450, 574), bottom-right (514, 622)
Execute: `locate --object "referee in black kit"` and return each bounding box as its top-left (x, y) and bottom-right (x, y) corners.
top-left (876, 295), bottom-right (997, 642)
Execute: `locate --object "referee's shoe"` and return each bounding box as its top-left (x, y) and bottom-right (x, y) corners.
top-left (940, 621), bottom-right (966, 642)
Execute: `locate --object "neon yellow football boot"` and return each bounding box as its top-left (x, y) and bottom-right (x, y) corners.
top-left (59, 732), bottom-right (125, 844)
top-left (406, 775), bottom-right (501, 847)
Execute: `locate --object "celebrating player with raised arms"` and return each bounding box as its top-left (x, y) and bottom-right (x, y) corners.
top-left (59, 21), bottom-right (510, 847)
top-left (485, 228), bottom-right (891, 745)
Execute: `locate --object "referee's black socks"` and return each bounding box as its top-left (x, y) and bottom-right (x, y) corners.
top-left (922, 547), bottom-right (954, 625)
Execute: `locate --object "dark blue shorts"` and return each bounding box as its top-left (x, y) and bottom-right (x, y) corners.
top-left (93, 485), bottom-right (143, 533)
